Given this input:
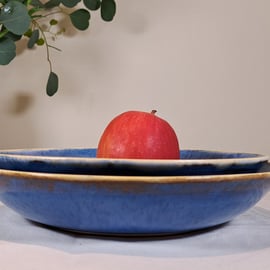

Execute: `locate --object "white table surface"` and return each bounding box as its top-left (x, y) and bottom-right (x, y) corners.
top-left (1, 193), bottom-right (270, 270)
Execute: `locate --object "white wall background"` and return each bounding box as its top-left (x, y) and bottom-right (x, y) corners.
top-left (0, 0), bottom-right (269, 156)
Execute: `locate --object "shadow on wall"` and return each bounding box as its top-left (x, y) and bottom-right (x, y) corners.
top-left (0, 92), bottom-right (38, 149)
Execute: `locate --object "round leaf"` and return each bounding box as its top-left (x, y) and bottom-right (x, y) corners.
top-left (36, 38), bottom-right (44, 46)
top-left (0, 38), bottom-right (16, 65)
top-left (30, 0), bottom-right (45, 8)
top-left (46, 72), bottom-right (59, 96)
top-left (44, 0), bottom-right (61, 9)
top-left (0, 1), bottom-right (31, 35)
top-left (24, 29), bottom-right (32, 38)
top-left (27, 29), bottom-right (39, 49)
top-left (69, 9), bottom-right (90, 31)
top-left (61, 0), bottom-right (80, 8)
top-left (83, 0), bottom-right (101, 11)
top-left (50, 19), bottom-right (58, 26)
top-left (5, 31), bottom-right (22, 41)
top-left (101, 0), bottom-right (116, 22)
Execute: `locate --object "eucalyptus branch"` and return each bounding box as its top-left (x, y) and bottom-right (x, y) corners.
top-left (0, 0), bottom-right (117, 96)
top-left (32, 19), bottom-right (54, 72)
top-left (35, 7), bottom-right (66, 20)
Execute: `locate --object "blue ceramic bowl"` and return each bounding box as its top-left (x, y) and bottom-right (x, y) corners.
top-left (0, 148), bottom-right (268, 176)
top-left (0, 163), bottom-right (270, 235)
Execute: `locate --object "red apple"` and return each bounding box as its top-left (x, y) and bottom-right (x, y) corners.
top-left (97, 110), bottom-right (180, 159)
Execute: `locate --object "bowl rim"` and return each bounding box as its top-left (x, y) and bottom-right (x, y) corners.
top-left (0, 147), bottom-right (268, 166)
top-left (0, 164), bottom-right (270, 183)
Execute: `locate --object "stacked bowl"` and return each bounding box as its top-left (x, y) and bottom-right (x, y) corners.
top-left (0, 147), bottom-right (269, 235)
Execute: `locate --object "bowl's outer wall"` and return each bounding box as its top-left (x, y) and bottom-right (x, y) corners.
top-left (0, 172), bottom-right (270, 234)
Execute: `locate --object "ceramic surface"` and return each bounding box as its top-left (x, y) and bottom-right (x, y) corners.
top-left (0, 148), bottom-right (267, 176)
top-left (0, 163), bottom-right (270, 235)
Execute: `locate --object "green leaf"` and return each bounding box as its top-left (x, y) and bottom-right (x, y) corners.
top-left (101, 0), bottom-right (116, 21)
top-left (69, 9), bottom-right (90, 31)
top-left (0, 37), bottom-right (16, 65)
top-left (49, 19), bottom-right (58, 25)
top-left (83, 0), bottom-right (101, 11)
top-left (24, 28), bottom-right (32, 37)
top-left (27, 28), bottom-right (39, 48)
top-left (0, 1), bottom-right (31, 35)
top-left (46, 71), bottom-right (58, 96)
top-left (28, 7), bottom-right (43, 16)
top-left (61, 0), bottom-right (80, 8)
top-left (6, 31), bottom-right (22, 41)
top-left (36, 38), bottom-right (44, 45)
top-left (44, 0), bottom-right (61, 9)
top-left (30, 0), bottom-right (45, 8)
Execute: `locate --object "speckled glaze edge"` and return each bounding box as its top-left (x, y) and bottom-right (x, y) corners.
top-left (0, 165), bottom-right (270, 183)
top-left (0, 148), bottom-right (268, 165)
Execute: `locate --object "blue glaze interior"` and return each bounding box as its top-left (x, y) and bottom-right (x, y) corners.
top-left (0, 148), bottom-right (267, 176)
top-left (0, 148), bottom-right (98, 158)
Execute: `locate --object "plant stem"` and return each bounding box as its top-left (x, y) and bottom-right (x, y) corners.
top-left (48, 44), bottom-right (61, 52)
top-left (0, 28), bottom-right (8, 39)
top-left (36, 6), bottom-right (68, 20)
top-left (36, 10), bottom-right (62, 19)
top-left (32, 20), bottom-right (53, 72)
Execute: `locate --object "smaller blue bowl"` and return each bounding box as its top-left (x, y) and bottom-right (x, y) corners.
top-left (0, 164), bottom-right (270, 235)
top-left (0, 148), bottom-right (267, 176)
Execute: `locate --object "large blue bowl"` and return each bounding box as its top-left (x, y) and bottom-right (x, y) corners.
top-left (0, 148), bottom-right (267, 176)
top-left (0, 163), bottom-right (270, 235)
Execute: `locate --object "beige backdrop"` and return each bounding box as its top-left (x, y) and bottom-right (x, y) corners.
top-left (0, 0), bottom-right (269, 156)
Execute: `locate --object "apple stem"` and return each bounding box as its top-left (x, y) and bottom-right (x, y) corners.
top-left (151, 110), bottom-right (157, 115)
